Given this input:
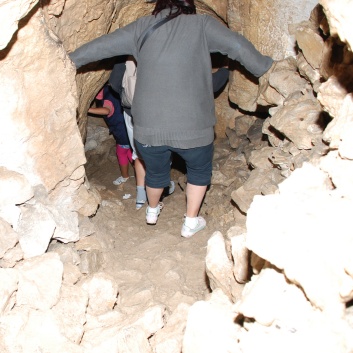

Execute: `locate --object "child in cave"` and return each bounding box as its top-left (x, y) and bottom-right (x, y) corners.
top-left (88, 83), bottom-right (133, 186)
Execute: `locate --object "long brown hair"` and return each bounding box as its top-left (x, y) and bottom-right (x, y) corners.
top-left (152, 0), bottom-right (196, 18)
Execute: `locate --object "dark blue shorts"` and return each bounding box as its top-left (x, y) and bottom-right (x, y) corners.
top-left (135, 141), bottom-right (214, 188)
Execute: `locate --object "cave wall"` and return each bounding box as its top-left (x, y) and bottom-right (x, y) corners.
top-left (0, 0), bottom-right (325, 256)
top-left (0, 0), bottom-right (353, 351)
top-left (0, 0), bottom-right (352, 274)
top-left (227, 0), bottom-right (319, 111)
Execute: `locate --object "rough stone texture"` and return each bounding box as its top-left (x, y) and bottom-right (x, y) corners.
top-left (16, 203), bottom-right (56, 258)
top-left (0, 218), bottom-right (19, 258)
top-left (0, 3), bottom-right (98, 260)
top-left (269, 97), bottom-right (324, 150)
top-left (79, 272), bottom-right (119, 315)
top-left (0, 8), bottom-right (86, 192)
top-left (227, 0), bottom-right (318, 111)
top-left (182, 289), bottom-right (241, 353)
top-left (200, 0), bottom-right (228, 22)
top-left (295, 21), bottom-right (325, 70)
top-left (206, 231), bottom-right (242, 302)
top-left (0, 167), bottom-right (34, 206)
top-left (0, 0), bottom-right (39, 49)
top-left (0, 269), bottom-right (18, 316)
top-left (52, 284), bottom-right (88, 344)
top-left (150, 303), bottom-right (190, 353)
top-left (246, 169), bottom-right (353, 316)
top-left (320, 0), bottom-right (353, 51)
top-left (1, 307), bottom-right (84, 353)
top-left (15, 253), bottom-right (63, 310)
top-left (1, 0), bottom-right (353, 352)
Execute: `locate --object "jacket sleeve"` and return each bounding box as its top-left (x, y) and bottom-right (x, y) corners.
top-left (204, 16), bottom-right (273, 78)
top-left (212, 67), bottom-right (229, 93)
top-left (69, 23), bottom-right (137, 69)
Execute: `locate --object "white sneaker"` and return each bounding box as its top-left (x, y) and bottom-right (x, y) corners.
top-left (113, 176), bottom-right (129, 185)
top-left (146, 202), bottom-right (164, 225)
top-left (181, 216), bottom-right (206, 238)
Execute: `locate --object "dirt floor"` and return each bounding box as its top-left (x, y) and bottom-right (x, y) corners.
top-left (84, 140), bottom-right (223, 314)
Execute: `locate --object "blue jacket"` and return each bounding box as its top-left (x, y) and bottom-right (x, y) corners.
top-left (99, 85), bottom-right (130, 146)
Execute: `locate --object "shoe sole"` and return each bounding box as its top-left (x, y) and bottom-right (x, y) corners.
top-left (181, 225), bottom-right (206, 237)
top-left (113, 179), bottom-right (128, 185)
top-left (181, 217), bottom-right (206, 237)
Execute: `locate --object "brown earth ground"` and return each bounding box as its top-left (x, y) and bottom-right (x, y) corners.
top-left (83, 127), bottom-right (235, 314)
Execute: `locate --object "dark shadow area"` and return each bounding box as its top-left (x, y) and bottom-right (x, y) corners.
top-left (317, 110), bottom-right (332, 131)
top-left (204, 270), bottom-right (212, 292)
top-left (171, 152), bottom-right (187, 175)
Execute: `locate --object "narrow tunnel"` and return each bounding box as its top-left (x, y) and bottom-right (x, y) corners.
top-left (0, 0), bottom-right (353, 352)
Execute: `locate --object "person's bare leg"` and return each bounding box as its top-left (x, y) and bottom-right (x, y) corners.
top-left (134, 158), bottom-right (146, 187)
top-left (119, 163), bottom-right (129, 179)
top-left (185, 183), bottom-right (207, 217)
top-left (146, 186), bottom-right (164, 208)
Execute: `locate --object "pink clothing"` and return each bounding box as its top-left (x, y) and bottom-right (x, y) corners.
top-left (103, 99), bottom-right (114, 117)
top-left (116, 144), bottom-right (132, 166)
top-left (95, 89), bottom-right (115, 117)
top-left (96, 89), bottom-right (104, 100)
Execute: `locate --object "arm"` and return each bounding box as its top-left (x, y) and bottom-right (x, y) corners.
top-left (69, 23), bottom-right (137, 69)
top-left (205, 16), bottom-right (273, 78)
top-left (88, 107), bottom-right (111, 116)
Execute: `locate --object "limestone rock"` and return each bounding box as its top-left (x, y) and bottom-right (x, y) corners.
top-left (0, 167), bottom-right (34, 206)
top-left (318, 70), bottom-right (353, 123)
top-left (48, 241), bottom-right (81, 266)
top-left (248, 146), bottom-right (276, 170)
top-left (322, 92), bottom-right (353, 149)
top-left (320, 150), bottom-right (353, 198)
top-left (0, 244), bottom-right (24, 268)
top-left (295, 21), bottom-right (325, 69)
top-left (235, 268), bottom-right (312, 327)
top-left (182, 289), bottom-right (241, 353)
top-left (150, 303), bottom-right (190, 353)
top-left (78, 249), bottom-right (105, 274)
top-left (16, 203), bottom-right (56, 259)
top-left (0, 268), bottom-right (18, 315)
top-left (15, 252), bottom-right (63, 310)
top-left (62, 262), bottom-right (83, 285)
top-left (1, 307), bottom-right (83, 353)
top-left (117, 326), bottom-right (153, 353)
top-left (320, 0), bottom-right (353, 51)
top-left (206, 231), bottom-right (240, 301)
top-left (269, 98), bottom-right (324, 150)
top-left (52, 284), bottom-right (88, 344)
top-left (297, 52), bottom-right (321, 87)
top-left (231, 233), bottom-right (249, 284)
top-left (0, 0), bottom-right (39, 49)
top-left (79, 272), bottom-right (119, 316)
top-left (0, 217), bottom-right (19, 258)
top-left (247, 189), bottom-right (353, 316)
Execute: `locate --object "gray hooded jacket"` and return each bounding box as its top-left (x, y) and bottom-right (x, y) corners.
top-left (69, 9), bottom-right (273, 148)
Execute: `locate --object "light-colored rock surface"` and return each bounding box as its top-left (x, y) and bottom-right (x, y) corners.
top-left (0, 0), bottom-right (353, 352)
top-left (15, 253), bottom-right (63, 310)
